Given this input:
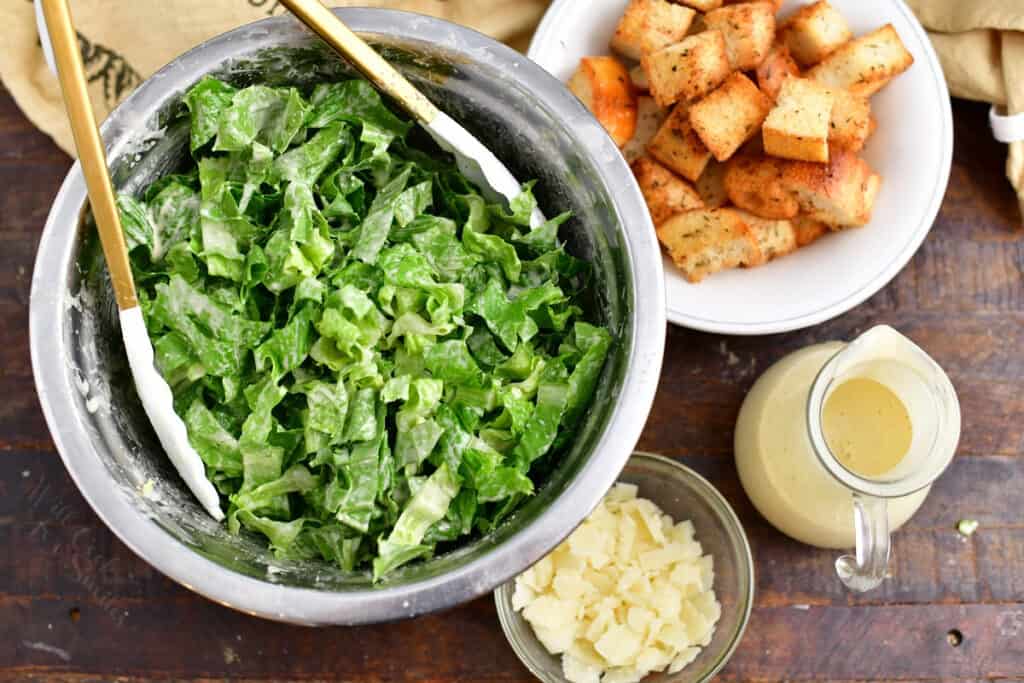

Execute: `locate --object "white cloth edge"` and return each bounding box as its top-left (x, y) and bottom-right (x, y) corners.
top-left (990, 106), bottom-right (1024, 143)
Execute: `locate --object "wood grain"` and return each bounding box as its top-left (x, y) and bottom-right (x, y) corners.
top-left (1, 87), bottom-right (1022, 682)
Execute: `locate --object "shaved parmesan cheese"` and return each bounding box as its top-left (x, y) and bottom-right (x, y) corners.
top-left (564, 654), bottom-right (603, 683)
top-left (596, 624), bottom-right (643, 666)
top-left (512, 483), bottom-right (721, 683)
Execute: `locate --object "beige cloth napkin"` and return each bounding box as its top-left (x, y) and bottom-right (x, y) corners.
top-left (907, 0), bottom-right (1024, 220)
top-left (0, 0), bottom-right (549, 156)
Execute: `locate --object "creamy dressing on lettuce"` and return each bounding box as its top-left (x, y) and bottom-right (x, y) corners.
top-left (117, 76), bottom-right (611, 580)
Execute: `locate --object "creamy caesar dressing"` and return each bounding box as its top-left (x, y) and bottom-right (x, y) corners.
top-left (735, 343), bottom-right (929, 549)
top-left (822, 377), bottom-right (913, 478)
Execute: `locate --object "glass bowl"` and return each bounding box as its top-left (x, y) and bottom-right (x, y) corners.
top-left (494, 452), bottom-right (754, 682)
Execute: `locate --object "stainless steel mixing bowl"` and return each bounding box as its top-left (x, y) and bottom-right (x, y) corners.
top-left (29, 9), bottom-right (666, 625)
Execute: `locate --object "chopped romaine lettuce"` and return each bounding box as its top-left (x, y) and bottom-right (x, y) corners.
top-left (119, 77), bottom-right (612, 580)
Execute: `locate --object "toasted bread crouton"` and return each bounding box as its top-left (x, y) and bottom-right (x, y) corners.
top-left (641, 1), bottom-right (697, 56)
top-left (623, 96), bottom-right (667, 163)
top-left (703, 2), bottom-right (777, 71)
top-left (689, 72), bottom-right (773, 162)
top-left (656, 208), bottom-right (763, 282)
top-left (611, 0), bottom-right (649, 60)
top-left (807, 25), bottom-right (914, 97)
top-left (695, 160), bottom-right (729, 208)
top-left (827, 88), bottom-right (872, 152)
top-left (646, 103), bottom-right (713, 181)
top-left (724, 0), bottom-right (783, 10)
top-left (763, 78), bottom-right (834, 163)
top-left (734, 210), bottom-right (798, 261)
top-left (792, 214), bottom-right (829, 246)
top-left (724, 154), bottom-right (800, 218)
top-left (632, 156), bottom-right (705, 225)
top-left (780, 1), bottom-right (853, 67)
top-left (677, 0), bottom-right (723, 11)
top-left (757, 43), bottom-right (801, 101)
top-left (782, 151), bottom-right (881, 226)
top-left (629, 64), bottom-right (649, 92)
top-left (568, 57), bottom-right (638, 147)
top-left (642, 30), bottom-right (731, 107)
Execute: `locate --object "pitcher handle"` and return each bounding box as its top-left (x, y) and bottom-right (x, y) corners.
top-left (835, 494), bottom-right (890, 592)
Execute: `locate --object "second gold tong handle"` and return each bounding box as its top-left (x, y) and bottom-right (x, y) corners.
top-left (279, 0), bottom-right (439, 124)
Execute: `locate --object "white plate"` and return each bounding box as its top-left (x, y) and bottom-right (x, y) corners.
top-left (527, 0), bottom-right (952, 335)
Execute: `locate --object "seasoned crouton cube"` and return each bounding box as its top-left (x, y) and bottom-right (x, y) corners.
top-left (733, 210), bottom-right (798, 261)
top-left (611, 0), bottom-right (649, 60)
top-left (695, 160), bottom-right (729, 208)
top-left (780, 1), bottom-right (853, 67)
top-left (646, 103), bottom-right (713, 181)
top-left (806, 24), bottom-right (914, 97)
top-left (703, 2), bottom-right (777, 70)
top-left (689, 72), bottom-right (773, 162)
top-left (827, 88), bottom-right (872, 152)
top-left (568, 56), bottom-right (639, 147)
top-left (756, 43), bottom-right (801, 101)
top-left (782, 151), bottom-right (881, 226)
top-left (724, 154), bottom-right (800, 218)
top-left (632, 156), bottom-right (705, 225)
top-left (724, 0), bottom-right (782, 10)
top-left (792, 215), bottom-right (829, 246)
top-left (642, 30), bottom-right (732, 107)
top-left (623, 96), bottom-right (668, 163)
top-left (656, 208), bottom-right (763, 282)
top-left (611, 0), bottom-right (697, 60)
top-left (763, 78), bottom-right (834, 163)
top-left (641, 1), bottom-right (697, 56)
top-left (629, 64), bottom-right (649, 92)
top-left (678, 0), bottom-right (724, 11)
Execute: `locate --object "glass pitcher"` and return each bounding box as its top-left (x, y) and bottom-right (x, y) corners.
top-left (805, 325), bottom-right (961, 591)
top-left (734, 325), bottom-right (961, 592)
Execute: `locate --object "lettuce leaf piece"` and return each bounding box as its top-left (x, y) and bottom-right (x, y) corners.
top-left (117, 195), bottom-right (155, 255)
top-left (149, 275), bottom-right (269, 377)
top-left (183, 76), bottom-right (237, 152)
top-left (231, 464), bottom-right (319, 512)
top-left (373, 462), bottom-right (460, 579)
top-left (184, 399), bottom-right (242, 477)
top-left (336, 430), bottom-right (384, 533)
top-left (489, 181), bottom-right (538, 227)
top-left (425, 340), bottom-right (483, 387)
top-left (236, 511), bottom-right (305, 557)
top-left (561, 322), bottom-right (613, 429)
top-left (307, 80), bottom-right (412, 138)
top-left (462, 226), bottom-right (520, 282)
top-left (254, 303), bottom-right (318, 378)
top-left (471, 279), bottom-right (564, 352)
top-left (214, 85), bottom-right (308, 153)
top-left (395, 419), bottom-right (444, 469)
top-left (307, 525), bottom-right (362, 571)
top-left (512, 379), bottom-right (571, 469)
top-left (352, 165), bottom-right (411, 264)
top-left (514, 211), bottom-right (572, 254)
top-left (271, 121), bottom-right (352, 186)
top-left (344, 387), bottom-right (380, 443)
top-left (393, 180), bottom-right (433, 228)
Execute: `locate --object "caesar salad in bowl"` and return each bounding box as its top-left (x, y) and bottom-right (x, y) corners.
top-left (30, 9), bottom-right (665, 624)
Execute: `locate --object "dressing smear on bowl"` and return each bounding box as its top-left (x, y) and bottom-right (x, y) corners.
top-left (116, 76), bottom-right (612, 580)
top-left (513, 483), bottom-right (720, 683)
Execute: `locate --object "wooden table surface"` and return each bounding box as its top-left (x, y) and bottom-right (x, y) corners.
top-left (2, 85), bottom-right (1023, 682)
